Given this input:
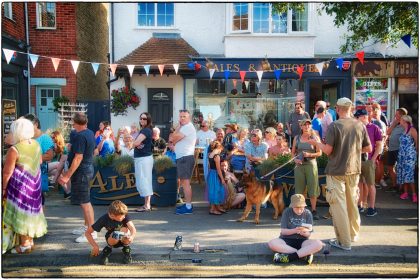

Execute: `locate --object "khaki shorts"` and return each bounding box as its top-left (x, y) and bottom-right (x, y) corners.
top-left (359, 160), bottom-right (375, 185)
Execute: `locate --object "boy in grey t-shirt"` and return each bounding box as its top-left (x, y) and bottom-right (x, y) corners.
top-left (268, 194), bottom-right (323, 264)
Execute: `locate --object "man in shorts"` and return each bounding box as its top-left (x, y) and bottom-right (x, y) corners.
top-left (58, 112), bottom-right (96, 242)
top-left (170, 109), bottom-right (197, 215)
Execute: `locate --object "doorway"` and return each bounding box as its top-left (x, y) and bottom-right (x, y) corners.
top-left (399, 93), bottom-right (418, 129)
top-left (308, 80), bottom-right (340, 117)
top-left (37, 87), bottom-right (60, 130)
top-left (148, 88), bottom-right (173, 140)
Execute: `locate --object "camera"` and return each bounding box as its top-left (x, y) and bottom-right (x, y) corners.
top-left (111, 231), bottom-right (127, 240)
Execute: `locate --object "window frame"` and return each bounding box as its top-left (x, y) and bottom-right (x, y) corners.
top-left (137, 2), bottom-right (175, 29)
top-left (36, 2), bottom-right (56, 29)
top-left (230, 3), bottom-right (309, 35)
top-left (4, 2), bottom-right (13, 20)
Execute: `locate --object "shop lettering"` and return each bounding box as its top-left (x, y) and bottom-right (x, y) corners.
top-left (362, 81), bottom-right (382, 87)
top-left (90, 171), bottom-right (136, 193)
top-left (210, 63), bottom-right (321, 73)
top-left (395, 61), bottom-right (418, 77)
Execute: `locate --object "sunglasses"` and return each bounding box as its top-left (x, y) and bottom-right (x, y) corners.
top-left (264, 131), bottom-right (270, 134)
top-left (251, 134), bottom-right (257, 137)
top-left (140, 117), bottom-right (147, 121)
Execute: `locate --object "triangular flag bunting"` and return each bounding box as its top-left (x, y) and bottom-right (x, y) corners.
top-left (244, 81), bottom-right (249, 89)
top-left (239, 71), bottom-right (246, 82)
top-left (209, 69), bottom-right (215, 79)
top-left (274, 69), bottom-right (282, 80)
top-left (232, 79), bottom-right (237, 88)
top-left (91, 63), bottom-right (100, 75)
top-left (70, 60), bottom-right (80, 74)
top-left (194, 63), bottom-right (202, 72)
top-left (224, 70), bottom-right (230, 80)
top-left (144, 65), bottom-right (150, 76)
top-left (296, 66), bottom-right (304, 80)
top-left (127, 65), bottom-right (135, 77)
top-left (158, 64), bottom-right (165, 76)
top-left (335, 58), bottom-right (343, 71)
top-left (51, 57), bottom-right (61, 71)
top-left (355, 51), bottom-right (365, 65)
top-left (401, 34), bottom-right (411, 48)
top-left (315, 62), bottom-right (324, 76)
top-left (29, 54), bottom-right (39, 68)
top-left (256, 70), bottom-right (263, 82)
top-left (2, 48), bottom-right (15, 64)
top-left (187, 62), bottom-right (195, 70)
top-left (173, 64), bottom-right (179, 75)
top-left (109, 64), bottom-right (117, 76)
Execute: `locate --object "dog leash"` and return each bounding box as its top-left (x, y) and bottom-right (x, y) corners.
top-left (259, 153), bottom-right (302, 180)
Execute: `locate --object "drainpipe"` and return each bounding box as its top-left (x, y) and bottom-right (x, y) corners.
top-left (110, 3), bottom-right (114, 63)
top-left (24, 3), bottom-right (31, 114)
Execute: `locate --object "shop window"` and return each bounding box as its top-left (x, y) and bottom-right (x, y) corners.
top-left (37, 3), bottom-right (56, 29)
top-left (196, 79), bottom-right (226, 94)
top-left (138, 3), bottom-right (174, 27)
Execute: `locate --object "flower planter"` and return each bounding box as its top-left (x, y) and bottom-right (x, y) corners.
top-left (89, 165), bottom-right (178, 206)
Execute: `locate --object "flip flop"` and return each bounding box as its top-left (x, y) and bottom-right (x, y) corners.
top-left (135, 207), bottom-right (151, 212)
top-left (209, 211), bottom-right (222, 215)
top-left (11, 245), bottom-right (32, 254)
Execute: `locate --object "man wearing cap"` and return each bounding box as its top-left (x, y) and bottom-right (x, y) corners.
top-left (354, 109), bottom-right (383, 217)
top-left (268, 194), bottom-right (323, 264)
top-left (308, 97), bottom-right (371, 251)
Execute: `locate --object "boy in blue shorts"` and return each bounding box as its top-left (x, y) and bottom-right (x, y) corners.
top-left (86, 200), bottom-right (136, 265)
top-left (268, 194), bottom-right (323, 264)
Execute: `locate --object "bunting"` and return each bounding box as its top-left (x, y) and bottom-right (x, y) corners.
top-left (71, 60), bottom-right (80, 74)
top-left (91, 63), bottom-right (100, 75)
top-left (109, 64), bottom-right (118, 76)
top-left (127, 65), bottom-right (135, 77)
top-left (29, 54), bottom-right (39, 68)
top-left (315, 62), bottom-right (324, 76)
top-left (3, 49), bottom-right (15, 64)
top-left (51, 57), bottom-right (61, 71)
top-left (355, 51), bottom-right (365, 65)
top-left (274, 69), bottom-right (282, 80)
top-left (401, 34), bottom-right (411, 48)
top-left (144, 65), bottom-right (150, 76)
top-left (173, 64), bottom-right (179, 75)
top-left (335, 58), bottom-right (344, 71)
top-left (158, 64), bottom-right (165, 76)
top-left (256, 71), bottom-right (263, 83)
top-left (209, 68), bottom-right (215, 79)
top-left (296, 66), bottom-right (304, 80)
top-left (239, 71), bottom-right (246, 82)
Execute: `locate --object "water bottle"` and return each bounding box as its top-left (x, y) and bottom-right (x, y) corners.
top-left (174, 235), bottom-right (183, 250)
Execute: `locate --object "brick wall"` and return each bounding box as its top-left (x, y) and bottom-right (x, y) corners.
top-left (2, 3), bottom-right (26, 41)
top-left (76, 3), bottom-right (109, 101)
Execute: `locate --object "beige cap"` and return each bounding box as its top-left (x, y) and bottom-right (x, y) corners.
top-left (299, 119), bottom-right (312, 126)
top-left (289, 194), bottom-right (307, 208)
top-left (336, 97), bottom-right (353, 107)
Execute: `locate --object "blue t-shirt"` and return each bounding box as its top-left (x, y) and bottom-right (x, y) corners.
top-left (134, 127), bottom-right (152, 158)
top-left (165, 150), bottom-right (177, 164)
top-left (311, 118), bottom-right (322, 139)
top-left (68, 129), bottom-right (96, 166)
top-left (96, 135), bottom-right (115, 157)
top-left (36, 134), bottom-right (54, 155)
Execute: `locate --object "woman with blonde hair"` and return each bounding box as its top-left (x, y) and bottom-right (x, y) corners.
top-left (291, 119), bottom-right (322, 220)
top-left (230, 128), bottom-right (249, 176)
top-left (2, 118), bottom-right (48, 254)
top-left (263, 127), bottom-right (277, 149)
top-left (397, 115), bottom-right (418, 202)
top-left (49, 131), bottom-right (71, 197)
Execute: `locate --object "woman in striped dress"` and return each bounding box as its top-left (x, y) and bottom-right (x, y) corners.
top-left (2, 118), bottom-right (48, 254)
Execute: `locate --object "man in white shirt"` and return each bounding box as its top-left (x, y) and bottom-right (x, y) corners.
top-left (196, 121), bottom-right (216, 147)
top-left (170, 109), bottom-right (197, 215)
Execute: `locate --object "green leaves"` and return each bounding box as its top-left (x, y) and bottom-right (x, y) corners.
top-left (110, 87), bottom-right (141, 116)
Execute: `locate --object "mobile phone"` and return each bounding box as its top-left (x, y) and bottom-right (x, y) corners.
top-left (300, 223), bottom-right (312, 230)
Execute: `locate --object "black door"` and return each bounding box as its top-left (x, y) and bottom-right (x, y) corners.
top-left (148, 88), bottom-right (173, 141)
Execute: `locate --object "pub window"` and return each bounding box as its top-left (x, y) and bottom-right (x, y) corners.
top-left (197, 79), bottom-right (226, 94)
top-left (37, 3), bottom-right (56, 29)
top-left (4, 3), bottom-right (13, 19)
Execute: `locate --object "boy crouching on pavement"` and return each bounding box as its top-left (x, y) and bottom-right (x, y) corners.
top-left (86, 200), bottom-right (136, 265)
top-left (268, 194), bottom-right (323, 264)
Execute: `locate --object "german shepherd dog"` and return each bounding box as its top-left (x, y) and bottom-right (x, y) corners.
top-left (237, 171), bottom-right (284, 224)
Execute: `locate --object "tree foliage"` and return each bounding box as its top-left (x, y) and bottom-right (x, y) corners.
top-left (272, 2), bottom-right (419, 53)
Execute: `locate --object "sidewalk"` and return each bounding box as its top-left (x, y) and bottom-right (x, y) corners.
top-left (2, 183), bottom-right (418, 267)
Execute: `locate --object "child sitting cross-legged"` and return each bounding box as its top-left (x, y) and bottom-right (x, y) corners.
top-left (85, 200), bottom-right (136, 265)
top-left (268, 194), bottom-right (323, 265)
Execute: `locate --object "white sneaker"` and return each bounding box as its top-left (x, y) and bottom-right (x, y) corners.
top-left (380, 179), bottom-right (388, 187)
top-left (75, 231), bottom-right (97, 243)
top-left (72, 226), bottom-right (87, 235)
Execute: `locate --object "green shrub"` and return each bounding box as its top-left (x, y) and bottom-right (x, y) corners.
top-left (113, 155), bottom-right (134, 175)
top-left (153, 155), bottom-right (175, 174)
top-left (273, 153), bottom-right (295, 169)
top-left (94, 154), bottom-right (116, 168)
top-left (316, 153), bottom-right (329, 169)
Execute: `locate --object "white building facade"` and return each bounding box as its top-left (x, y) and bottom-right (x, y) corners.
top-left (109, 2), bottom-right (418, 137)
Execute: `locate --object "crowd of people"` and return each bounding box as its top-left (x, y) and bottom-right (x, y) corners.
top-left (2, 97), bottom-right (417, 266)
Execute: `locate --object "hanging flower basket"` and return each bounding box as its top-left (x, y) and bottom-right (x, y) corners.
top-left (110, 87), bottom-right (140, 116)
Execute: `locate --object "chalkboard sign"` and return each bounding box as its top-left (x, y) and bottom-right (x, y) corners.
top-left (2, 99), bottom-right (16, 137)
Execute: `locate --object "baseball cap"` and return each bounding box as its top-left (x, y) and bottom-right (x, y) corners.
top-left (299, 119), bottom-right (312, 126)
top-left (354, 109), bottom-right (368, 118)
top-left (336, 97), bottom-right (353, 107)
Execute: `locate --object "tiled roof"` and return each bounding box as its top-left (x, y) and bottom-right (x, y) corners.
top-left (116, 37), bottom-right (199, 72)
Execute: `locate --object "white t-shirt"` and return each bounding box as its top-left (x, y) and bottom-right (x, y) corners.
top-left (196, 129), bottom-right (216, 146)
top-left (175, 122), bottom-right (196, 159)
top-left (120, 146), bottom-right (134, 157)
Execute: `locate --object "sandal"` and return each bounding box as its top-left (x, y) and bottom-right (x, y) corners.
top-left (11, 245), bottom-right (32, 254)
top-left (209, 211), bottom-right (222, 215)
top-left (135, 206), bottom-right (152, 212)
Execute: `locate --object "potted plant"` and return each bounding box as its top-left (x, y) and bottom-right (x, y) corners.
top-left (110, 87), bottom-right (140, 116)
top-left (152, 156), bottom-right (177, 206)
top-left (113, 155), bottom-right (134, 176)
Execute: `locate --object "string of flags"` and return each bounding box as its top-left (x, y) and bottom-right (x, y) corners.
top-left (1, 34), bottom-right (412, 83)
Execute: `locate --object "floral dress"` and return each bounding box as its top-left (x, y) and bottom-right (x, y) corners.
top-left (397, 128), bottom-right (417, 184)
